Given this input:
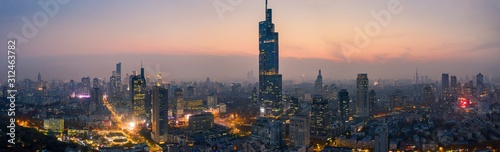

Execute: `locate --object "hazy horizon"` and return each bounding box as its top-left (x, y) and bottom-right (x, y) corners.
top-left (6, 53), bottom-right (497, 83)
top-left (1, 0), bottom-right (499, 82)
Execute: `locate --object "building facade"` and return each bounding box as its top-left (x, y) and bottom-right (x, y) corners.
top-left (356, 73), bottom-right (369, 118)
top-left (258, 0), bottom-right (282, 118)
top-left (151, 86), bottom-right (168, 144)
top-left (289, 114), bottom-right (310, 148)
top-left (130, 66), bottom-right (147, 122)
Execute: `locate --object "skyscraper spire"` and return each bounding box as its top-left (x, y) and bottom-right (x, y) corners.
top-left (416, 68), bottom-right (419, 84)
top-left (265, 0), bottom-right (268, 10)
top-left (265, 0), bottom-right (272, 22)
top-left (38, 72), bottom-right (42, 82)
top-left (259, 0), bottom-right (281, 118)
top-left (315, 69), bottom-right (323, 94)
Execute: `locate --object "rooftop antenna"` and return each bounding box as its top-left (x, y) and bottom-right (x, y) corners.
top-left (265, 0), bottom-right (268, 10)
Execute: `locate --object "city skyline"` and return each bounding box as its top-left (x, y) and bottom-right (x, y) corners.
top-left (3, 1), bottom-right (500, 151)
top-left (1, 0), bottom-right (499, 81)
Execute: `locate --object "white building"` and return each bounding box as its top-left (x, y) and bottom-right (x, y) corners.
top-left (218, 103), bottom-right (226, 113)
top-left (207, 93), bottom-right (217, 109)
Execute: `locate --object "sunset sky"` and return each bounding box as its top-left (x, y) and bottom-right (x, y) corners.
top-left (1, 0), bottom-right (499, 82)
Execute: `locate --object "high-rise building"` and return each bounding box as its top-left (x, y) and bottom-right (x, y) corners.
top-left (369, 90), bottom-right (376, 114)
top-left (130, 66), bottom-right (147, 122)
top-left (231, 83), bottom-right (242, 95)
top-left (289, 114), bottom-right (310, 148)
top-left (37, 72), bottom-right (43, 90)
top-left (338, 89), bottom-right (349, 122)
top-left (116, 62), bottom-right (122, 93)
top-left (90, 88), bottom-right (103, 105)
top-left (187, 86), bottom-right (195, 99)
top-left (188, 113), bottom-right (214, 133)
top-left (289, 96), bottom-right (299, 115)
top-left (81, 77), bottom-right (91, 95)
top-left (423, 85), bottom-right (435, 105)
top-left (251, 87), bottom-right (258, 107)
top-left (314, 69), bottom-right (323, 95)
top-left (174, 88), bottom-right (184, 119)
top-left (356, 73), bottom-right (369, 118)
top-left (259, 0), bottom-right (282, 118)
top-left (390, 89), bottom-right (402, 110)
top-left (145, 89), bottom-right (152, 124)
top-left (251, 117), bottom-right (285, 150)
top-left (156, 73), bottom-right (162, 87)
top-left (450, 75), bottom-right (457, 93)
top-left (110, 72), bottom-right (116, 92)
top-left (477, 73), bottom-right (484, 87)
top-left (92, 78), bottom-right (99, 89)
top-left (373, 123), bottom-right (388, 152)
top-left (442, 73), bottom-right (449, 91)
top-left (415, 68), bottom-right (419, 84)
top-left (310, 95), bottom-right (330, 142)
top-left (207, 93), bottom-right (217, 110)
top-left (151, 86), bottom-right (168, 144)
top-left (38, 72), bottom-right (42, 84)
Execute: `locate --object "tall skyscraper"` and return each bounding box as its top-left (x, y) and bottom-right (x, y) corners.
top-left (90, 88), bottom-right (103, 105)
top-left (37, 72), bottom-right (43, 90)
top-left (442, 73), bottom-right (449, 91)
top-left (356, 73), bottom-right (369, 118)
top-left (259, 0), bottom-right (282, 118)
top-left (450, 75), bottom-right (457, 94)
top-left (130, 65), bottom-right (147, 122)
top-left (38, 72), bottom-right (42, 83)
top-left (415, 68), bottom-right (419, 84)
top-left (373, 123), bottom-right (388, 152)
top-left (477, 73), bottom-right (484, 87)
top-left (174, 88), bottom-right (184, 119)
top-left (151, 86), bottom-right (168, 144)
top-left (145, 89), bottom-right (152, 124)
top-left (314, 69), bottom-right (323, 95)
top-left (81, 77), bottom-right (91, 95)
top-left (252, 2), bottom-right (286, 150)
top-left (116, 62), bottom-right (122, 93)
top-left (310, 95), bottom-right (330, 142)
top-left (338, 89), bottom-right (349, 122)
top-left (369, 89), bottom-right (376, 115)
top-left (109, 73), bottom-right (117, 98)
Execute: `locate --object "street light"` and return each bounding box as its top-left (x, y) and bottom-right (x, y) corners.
top-left (128, 122), bottom-right (135, 130)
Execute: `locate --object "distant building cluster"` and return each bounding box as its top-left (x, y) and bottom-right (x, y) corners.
top-left (3, 1), bottom-right (500, 152)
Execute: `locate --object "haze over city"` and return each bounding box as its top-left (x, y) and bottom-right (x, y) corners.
top-left (1, 0), bottom-right (499, 81)
top-left (3, 0), bottom-right (500, 151)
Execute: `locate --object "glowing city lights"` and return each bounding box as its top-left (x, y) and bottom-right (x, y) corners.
top-left (128, 122), bottom-right (135, 130)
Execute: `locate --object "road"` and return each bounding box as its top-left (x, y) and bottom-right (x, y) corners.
top-left (102, 96), bottom-right (163, 151)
